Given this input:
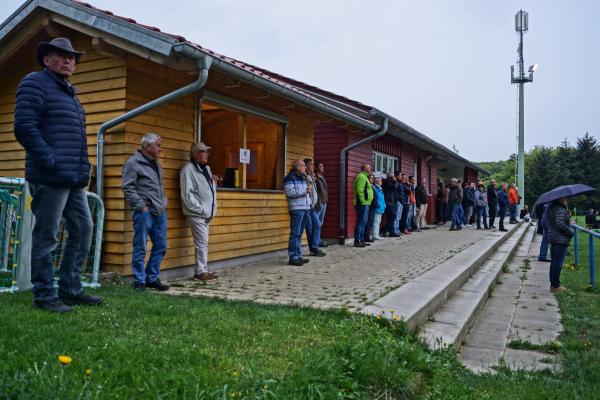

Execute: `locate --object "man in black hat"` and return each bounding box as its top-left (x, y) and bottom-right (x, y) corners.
top-left (14, 37), bottom-right (102, 313)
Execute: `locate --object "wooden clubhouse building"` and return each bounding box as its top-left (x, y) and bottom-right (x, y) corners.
top-left (0, 0), bottom-right (488, 277)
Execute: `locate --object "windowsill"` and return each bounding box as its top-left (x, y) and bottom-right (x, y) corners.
top-left (217, 187), bottom-right (284, 194)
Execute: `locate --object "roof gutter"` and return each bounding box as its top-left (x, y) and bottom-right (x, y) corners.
top-left (171, 43), bottom-right (379, 132)
top-left (338, 114), bottom-right (389, 244)
top-left (96, 54), bottom-right (213, 200)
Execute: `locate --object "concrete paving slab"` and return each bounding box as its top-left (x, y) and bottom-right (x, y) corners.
top-left (503, 348), bottom-right (560, 372)
top-left (459, 346), bottom-right (502, 373)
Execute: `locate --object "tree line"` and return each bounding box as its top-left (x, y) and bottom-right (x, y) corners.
top-left (476, 132), bottom-right (600, 212)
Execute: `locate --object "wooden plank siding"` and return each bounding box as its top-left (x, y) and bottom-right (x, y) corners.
top-left (103, 56), bottom-right (315, 275)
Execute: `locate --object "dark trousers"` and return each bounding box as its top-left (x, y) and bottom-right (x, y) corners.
top-left (354, 205), bottom-right (370, 242)
top-left (385, 203), bottom-right (397, 235)
top-left (549, 243), bottom-right (569, 288)
top-left (476, 206), bottom-right (488, 229)
top-left (399, 203), bottom-right (410, 231)
top-left (437, 201), bottom-right (447, 223)
top-left (488, 202), bottom-right (497, 227)
top-left (498, 206), bottom-right (507, 229)
top-left (365, 206), bottom-right (375, 240)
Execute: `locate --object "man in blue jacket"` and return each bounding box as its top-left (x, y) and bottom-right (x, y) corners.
top-left (284, 160), bottom-right (311, 266)
top-left (14, 38), bottom-right (102, 312)
top-left (497, 183), bottom-right (509, 232)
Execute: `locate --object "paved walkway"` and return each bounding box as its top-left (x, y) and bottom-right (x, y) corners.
top-left (167, 226), bottom-right (506, 311)
top-left (459, 230), bottom-right (563, 373)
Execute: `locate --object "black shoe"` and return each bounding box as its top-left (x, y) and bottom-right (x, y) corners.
top-left (538, 258), bottom-right (551, 263)
top-left (288, 259), bottom-right (303, 266)
top-left (455, 226), bottom-right (462, 231)
top-left (302, 258), bottom-right (310, 264)
top-left (59, 292), bottom-right (103, 306)
top-left (389, 234), bottom-right (400, 237)
top-left (146, 279), bottom-right (170, 291)
top-left (490, 225), bottom-right (496, 229)
top-left (310, 249), bottom-right (326, 257)
top-left (354, 240), bottom-right (365, 247)
top-left (365, 238), bottom-right (375, 242)
top-left (499, 228), bottom-right (508, 232)
top-left (34, 299), bottom-right (72, 313)
top-left (361, 241), bottom-right (371, 246)
top-left (319, 241), bottom-right (329, 248)
top-left (133, 282), bottom-right (146, 291)
top-left (449, 226), bottom-right (455, 231)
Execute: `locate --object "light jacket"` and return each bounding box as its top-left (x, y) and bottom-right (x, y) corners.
top-left (122, 150), bottom-right (167, 216)
top-left (353, 171), bottom-right (373, 206)
top-left (284, 171), bottom-right (310, 211)
top-left (14, 68), bottom-right (90, 187)
top-left (373, 184), bottom-right (386, 214)
top-left (180, 161), bottom-right (217, 220)
top-left (474, 189), bottom-right (487, 207)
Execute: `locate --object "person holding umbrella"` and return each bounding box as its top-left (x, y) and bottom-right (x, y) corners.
top-left (535, 184), bottom-right (596, 293)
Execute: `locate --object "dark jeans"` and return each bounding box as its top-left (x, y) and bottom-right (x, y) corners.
top-left (399, 203), bottom-right (409, 231)
top-left (437, 201), bottom-right (447, 223)
top-left (498, 206), bottom-right (507, 229)
top-left (29, 184), bottom-right (93, 302)
top-left (365, 206), bottom-right (375, 239)
top-left (132, 210), bottom-right (167, 284)
top-left (488, 202), bottom-right (497, 227)
top-left (385, 203), bottom-right (397, 235)
top-left (549, 243), bottom-right (569, 288)
top-left (354, 204), bottom-right (369, 241)
top-left (288, 209), bottom-right (308, 261)
top-left (539, 224), bottom-right (549, 260)
top-left (509, 204), bottom-right (518, 222)
top-left (304, 208), bottom-right (322, 251)
top-left (476, 206), bottom-right (488, 229)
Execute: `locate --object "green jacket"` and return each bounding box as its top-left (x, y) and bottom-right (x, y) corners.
top-left (353, 171), bottom-right (373, 206)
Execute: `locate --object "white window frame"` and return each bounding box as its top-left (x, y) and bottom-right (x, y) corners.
top-left (373, 151), bottom-right (399, 176)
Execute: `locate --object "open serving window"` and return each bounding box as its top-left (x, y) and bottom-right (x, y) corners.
top-left (199, 92), bottom-right (287, 191)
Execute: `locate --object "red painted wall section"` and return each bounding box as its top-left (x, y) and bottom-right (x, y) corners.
top-left (373, 135), bottom-right (403, 163)
top-left (427, 162), bottom-right (438, 224)
top-left (313, 124), bottom-right (348, 238)
top-left (346, 132), bottom-right (373, 238)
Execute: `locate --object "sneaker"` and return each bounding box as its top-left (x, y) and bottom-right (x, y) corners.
top-left (309, 249), bottom-right (326, 257)
top-left (192, 272), bottom-right (218, 281)
top-left (288, 259), bottom-right (303, 266)
top-left (354, 240), bottom-right (365, 247)
top-left (550, 286), bottom-right (567, 293)
top-left (59, 292), bottom-right (103, 306)
top-left (34, 299), bottom-right (72, 313)
top-left (132, 282), bottom-right (146, 291)
top-left (146, 279), bottom-right (170, 291)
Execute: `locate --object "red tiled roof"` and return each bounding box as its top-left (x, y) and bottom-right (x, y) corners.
top-left (71, 0), bottom-right (372, 116)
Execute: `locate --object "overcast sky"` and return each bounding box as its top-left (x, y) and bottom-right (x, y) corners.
top-left (2, 0), bottom-right (599, 161)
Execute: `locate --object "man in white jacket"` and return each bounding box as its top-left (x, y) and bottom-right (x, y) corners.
top-left (180, 142), bottom-right (218, 281)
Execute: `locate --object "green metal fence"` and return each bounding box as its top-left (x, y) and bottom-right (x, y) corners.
top-left (0, 179), bottom-right (22, 292)
top-left (0, 177), bottom-right (104, 292)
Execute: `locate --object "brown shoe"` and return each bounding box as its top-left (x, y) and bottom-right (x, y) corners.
top-left (192, 273), bottom-right (218, 281)
top-left (550, 286), bottom-right (567, 294)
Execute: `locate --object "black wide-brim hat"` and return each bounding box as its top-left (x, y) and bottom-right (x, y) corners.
top-left (36, 37), bottom-right (84, 67)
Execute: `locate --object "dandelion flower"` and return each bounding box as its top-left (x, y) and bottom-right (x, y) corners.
top-left (85, 368), bottom-right (92, 377)
top-left (393, 315), bottom-right (399, 321)
top-left (58, 355), bottom-right (72, 366)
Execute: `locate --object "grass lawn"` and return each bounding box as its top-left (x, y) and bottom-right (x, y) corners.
top-left (2, 230), bottom-right (600, 399)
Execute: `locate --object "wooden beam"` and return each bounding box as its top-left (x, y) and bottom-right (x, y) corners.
top-left (42, 17), bottom-right (66, 37)
top-left (91, 37), bottom-right (126, 58)
top-left (0, 12), bottom-right (47, 65)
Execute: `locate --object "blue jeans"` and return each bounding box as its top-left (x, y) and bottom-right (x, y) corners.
top-left (288, 209), bottom-right (308, 261)
top-left (549, 243), bottom-right (569, 288)
top-left (304, 208), bottom-right (322, 251)
top-left (539, 224), bottom-right (549, 260)
top-left (458, 205), bottom-right (464, 225)
top-left (407, 204), bottom-right (415, 229)
top-left (400, 203), bottom-right (409, 231)
top-left (464, 205), bottom-right (473, 225)
top-left (394, 203), bottom-right (403, 234)
top-left (476, 206), bottom-right (488, 229)
top-left (318, 203), bottom-right (327, 227)
top-left (451, 203), bottom-right (461, 228)
top-left (509, 204), bottom-right (518, 222)
top-left (373, 213), bottom-right (383, 239)
top-left (29, 184), bottom-right (93, 302)
top-left (132, 210), bottom-right (167, 284)
top-left (354, 205), bottom-right (369, 241)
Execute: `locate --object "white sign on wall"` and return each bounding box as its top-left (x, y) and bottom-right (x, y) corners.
top-left (239, 148), bottom-right (251, 164)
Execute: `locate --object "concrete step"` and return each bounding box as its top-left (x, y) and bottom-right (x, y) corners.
top-left (419, 223), bottom-right (531, 349)
top-left (362, 221), bottom-right (524, 331)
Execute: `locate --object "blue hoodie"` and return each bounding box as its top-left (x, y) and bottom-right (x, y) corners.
top-left (284, 171), bottom-right (310, 211)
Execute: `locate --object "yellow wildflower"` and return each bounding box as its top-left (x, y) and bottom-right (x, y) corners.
top-left (393, 315), bottom-right (400, 321)
top-left (85, 368), bottom-right (92, 377)
top-left (58, 355), bottom-right (72, 366)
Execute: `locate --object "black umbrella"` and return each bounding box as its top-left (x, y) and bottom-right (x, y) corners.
top-left (533, 184), bottom-right (596, 207)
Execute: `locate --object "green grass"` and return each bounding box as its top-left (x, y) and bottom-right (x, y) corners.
top-left (3, 229), bottom-right (600, 399)
top-left (0, 285), bottom-right (439, 399)
top-left (506, 340), bottom-right (562, 354)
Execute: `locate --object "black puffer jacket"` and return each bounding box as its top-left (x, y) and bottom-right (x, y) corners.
top-left (547, 202), bottom-right (573, 245)
top-left (14, 68), bottom-right (89, 187)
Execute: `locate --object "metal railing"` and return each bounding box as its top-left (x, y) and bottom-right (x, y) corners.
top-left (0, 178), bottom-right (26, 292)
top-left (573, 224), bottom-right (600, 288)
